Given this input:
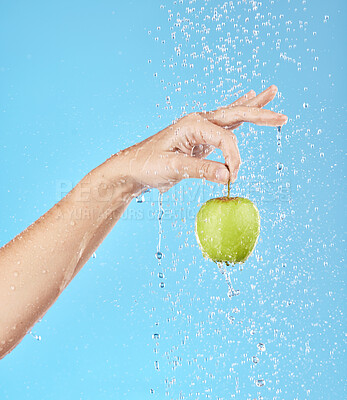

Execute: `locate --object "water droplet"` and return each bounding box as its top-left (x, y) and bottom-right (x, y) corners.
top-left (277, 162), bottom-right (283, 171)
top-left (92, 252), bottom-right (96, 259)
top-left (150, 389), bottom-right (155, 394)
top-left (227, 314), bottom-right (235, 324)
top-left (152, 333), bottom-right (160, 339)
top-left (155, 251), bottom-right (163, 260)
top-left (228, 287), bottom-right (240, 298)
top-left (158, 272), bottom-right (164, 279)
top-left (136, 195), bottom-right (145, 203)
top-left (256, 378), bottom-right (265, 387)
top-left (154, 360), bottom-right (160, 370)
top-left (303, 102), bottom-right (309, 108)
top-left (252, 356), bottom-right (259, 364)
top-left (159, 282), bottom-right (165, 288)
top-left (257, 343), bottom-right (266, 352)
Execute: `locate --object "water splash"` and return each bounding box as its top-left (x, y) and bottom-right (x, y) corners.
top-left (28, 330), bottom-right (41, 341)
top-left (217, 262), bottom-right (240, 298)
top-left (152, 192), bottom-right (165, 371)
top-left (156, 192), bottom-right (164, 265)
top-left (276, 125), bottom-right (282, 154)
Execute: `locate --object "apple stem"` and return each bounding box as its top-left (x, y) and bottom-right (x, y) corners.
top-left (227, 181), bottom-right (231, 198)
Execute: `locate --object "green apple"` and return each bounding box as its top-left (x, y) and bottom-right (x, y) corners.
top-left (195, 197), bottom-right (260, 264)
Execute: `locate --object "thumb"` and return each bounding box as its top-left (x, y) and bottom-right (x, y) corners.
top-left (178, 156), bottom-right (233, 184)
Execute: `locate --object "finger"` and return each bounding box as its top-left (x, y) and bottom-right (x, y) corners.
top-left (210, 90), bottom-right (256, 117)
top-left (243, 84), bottom-right (278, 108)
top-left (229, 89), bottom-right (256, 106)
top-left (173, 154), bottom-right (231, 185)
top-left (212, 85), bottom-right (282, 131)
top-left (205, 106), bottom-right (288, 128)
top-left (189, 118), bottom-right (242, 181)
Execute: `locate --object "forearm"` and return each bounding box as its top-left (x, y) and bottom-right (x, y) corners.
top-left (0, 153), bottom-right (142, 358)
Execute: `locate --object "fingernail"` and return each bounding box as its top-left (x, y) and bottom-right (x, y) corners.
top-left (216, 168), bottom-right (229, 183)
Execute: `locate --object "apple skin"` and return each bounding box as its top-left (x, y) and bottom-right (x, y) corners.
top-left (195, 197), bottom-right (260, 264)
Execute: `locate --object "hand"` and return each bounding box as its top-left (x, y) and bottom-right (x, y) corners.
top-left (114, 85), bottom-right (288, 193)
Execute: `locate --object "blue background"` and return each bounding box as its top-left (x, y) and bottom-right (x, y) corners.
top-left (0, 0), bottom-right (345, 399)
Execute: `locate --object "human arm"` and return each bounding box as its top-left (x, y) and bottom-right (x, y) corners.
top-left (0, 85), bottom-right (287, 358)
